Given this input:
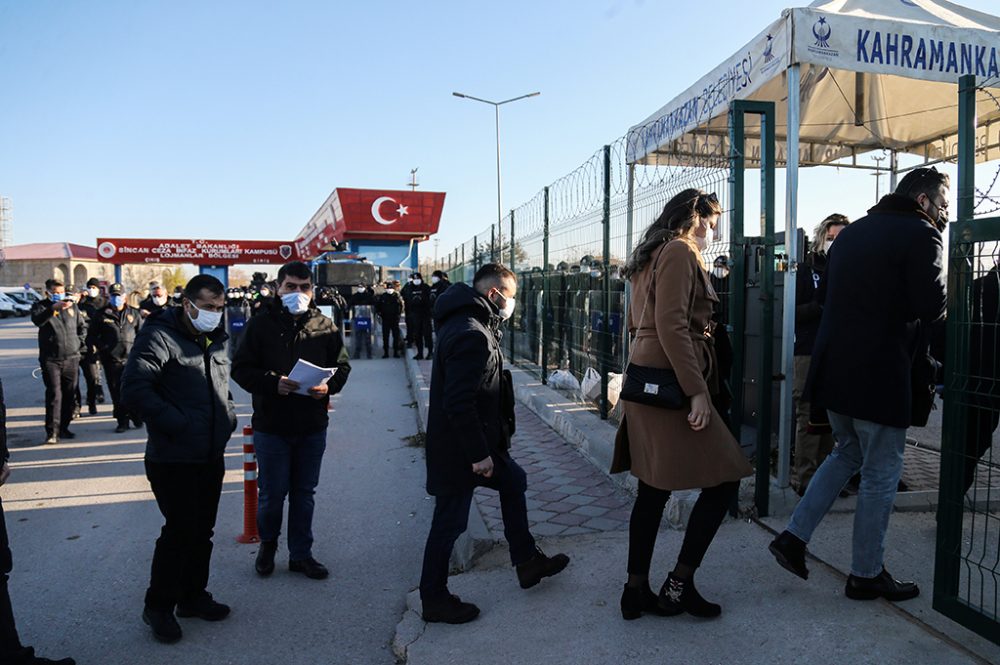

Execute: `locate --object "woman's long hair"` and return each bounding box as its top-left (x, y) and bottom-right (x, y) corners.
top-left (623, 188), bottom-right (722, 278)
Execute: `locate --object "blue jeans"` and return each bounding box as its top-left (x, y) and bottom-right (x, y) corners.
top-left (786, 411), bottom-right (907, 578)
top-left (254, 429), bottom-right (327, 561)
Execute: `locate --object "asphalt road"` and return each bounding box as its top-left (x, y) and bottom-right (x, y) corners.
top-left (0, 317), bottom-right (431, 665)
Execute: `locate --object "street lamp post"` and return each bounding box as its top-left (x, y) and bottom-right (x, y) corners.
top-left (453, 91), bottom-right (540, 232)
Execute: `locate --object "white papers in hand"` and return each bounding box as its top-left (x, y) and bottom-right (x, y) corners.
top-left (287, 359), bottom-right (338, 396)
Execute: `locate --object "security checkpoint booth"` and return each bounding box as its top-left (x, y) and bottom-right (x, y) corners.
top-left (623, 0), bottom-right (1000, 643)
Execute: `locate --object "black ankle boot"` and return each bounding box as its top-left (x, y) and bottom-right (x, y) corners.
top-left (769, 530), bottom-right (809, 580)
top-left (255, 541), bottom-right (277, 576)
top-left (657, 573), bottom-right (721, 618)
top-left (620, 583), bottom-right (671, 620)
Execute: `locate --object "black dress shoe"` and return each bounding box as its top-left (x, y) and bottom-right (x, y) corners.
top-left (87, 404), bottom-right (98, 416)
top-left (176, 593), bottom-right (230, 621)
top-left (57, 429), bottom-right (75, 440)
top-left (255, 541), bottom-right (277, 576)
top-left (131, 417), bottom-right (144, 428)
top-left (421, 594), bottom-right (480, 624)
top-left (769, 530), bottom-right (809, 580)
top-left (142, 607), bottom-right (182, 643)
top-left (845, 568), bottom-right (919, 601)
top-left (115, 424), bottom-right (128, 434)
top-left (289, 557), bottom-right (329, 580)
top-left (96, 393), bottom-right (106, 404)
top-left (414, 353), bottom-right (424, 360)
top-left (620, 583), bottom-right (672, 620)
top-left (657, 573), bottom-right (720, 618)
top-left (516, 547), bottom-right (570, 589)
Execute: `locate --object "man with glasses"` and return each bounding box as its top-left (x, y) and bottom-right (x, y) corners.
top-left (232, 261), bottom-right (351, 581)
top-left (769, 167), bottom-right (948, 602)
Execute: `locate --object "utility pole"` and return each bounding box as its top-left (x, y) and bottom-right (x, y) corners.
top-left (872, 154), bottom-right (886, 203)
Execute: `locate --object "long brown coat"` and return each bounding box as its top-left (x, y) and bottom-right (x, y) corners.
top-left (611, 239), bottom-right (752, 491)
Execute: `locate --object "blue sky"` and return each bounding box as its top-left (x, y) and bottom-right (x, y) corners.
top-left (1, 0), bottom-right (998, 265)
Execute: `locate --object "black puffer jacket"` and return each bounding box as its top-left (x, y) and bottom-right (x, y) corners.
top-left (121, 307), bottom-right (237, 463)
top-left (425, 283), bottom-right (513, 495)
top-left (31, 299), bottom-right (85, 363)
top-left (231, 303), bottom-right (351, 436)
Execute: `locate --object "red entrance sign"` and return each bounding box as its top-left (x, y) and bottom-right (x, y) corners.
top-left (95, 238), bottom-right (302, 265)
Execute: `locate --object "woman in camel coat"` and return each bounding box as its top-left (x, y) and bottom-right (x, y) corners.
top-left (612, 188), bottom-right (752, 621)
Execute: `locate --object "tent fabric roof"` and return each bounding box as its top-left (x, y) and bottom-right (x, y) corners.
top-left (3, 243), bottom-right (99, 261)
top-left (627, 0), bottom-right (1000, 167)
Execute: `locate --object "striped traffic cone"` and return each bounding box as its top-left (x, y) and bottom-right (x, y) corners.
top-left (236, 425), bottom-right (260, 544)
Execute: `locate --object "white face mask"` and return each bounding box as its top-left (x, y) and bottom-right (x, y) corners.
top-left (152, 295), bottom-right (167, 306)
top-left (281, 291), bottom-right (311, 315)
top-left (696, 226), bottom-right (714, 252)
top-left (493, 291), bottom-right (515, 321)
top-left (88, 287), bottom-right (99, 298)
top-left (413, 279), bottom-right (422, 286)
top-left (188, 304), bottom-right (222, 332)
top-left (260, 289), bottom-right (270, 297)
top-left (431, 276), bottom-right (439, 285)
top-left (712, 267), bottom-right (729, 280)
top-left (822, 240), bottom-right (834, 254)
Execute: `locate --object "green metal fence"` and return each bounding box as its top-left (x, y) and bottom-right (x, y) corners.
top-left (935, 75), bottom-right (1000, 647)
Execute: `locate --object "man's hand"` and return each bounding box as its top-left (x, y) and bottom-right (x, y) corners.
top-left (0, 463), bottom-right (11, 487)
top-left (55, 300), bottom-right (73, 312)
top-left (277, 376), bottom-right (301, 396)
top-left (471, 456), bottom-right (494, 478)
top-left (307, 384), bottom-right (329, 400)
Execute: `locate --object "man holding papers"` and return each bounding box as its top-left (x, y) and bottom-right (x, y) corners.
top-left (233, 261), bottom-right (351, 581)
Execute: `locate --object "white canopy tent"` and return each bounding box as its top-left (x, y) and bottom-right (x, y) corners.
top-left (625, 0), bottom-right (1000, 489)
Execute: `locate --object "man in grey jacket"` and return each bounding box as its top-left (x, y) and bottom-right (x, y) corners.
top-left (121, 274), bottom-right (237, 644)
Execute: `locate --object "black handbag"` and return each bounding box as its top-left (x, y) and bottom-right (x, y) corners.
top-left (620, 362), bottom-right (684, 409)
top-left (619, 244), bottom-right (686, 410)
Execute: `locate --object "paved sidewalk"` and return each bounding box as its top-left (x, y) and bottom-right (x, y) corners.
top-left (415, 358), bottom-right (632, 540)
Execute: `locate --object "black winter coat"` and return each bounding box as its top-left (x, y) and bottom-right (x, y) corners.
top-left (429, 279), bottom-right (451, 308)
top-left (970, 268), bottom-right (1000, 407)
top-left (121, 307), bottom-right (237, 463)
top-left (89, 305), bottom-right (141, 363)
top-left (231, 304), bottom-right (351, 437)
top-left (794, 251), bottom-right (827, 357)
top-left (807, 194), bottom-right (946, 428)
top-left (376, 292), bottom-right (404, 321)
top-left (425, 283), bottom-right (514, 495)
top-left (31, 299), bottom-right (85, 363)
top-left (404, 283), bottom-right (433, 316)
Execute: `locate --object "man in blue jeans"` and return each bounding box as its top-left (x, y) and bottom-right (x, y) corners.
top-left (232, 261), bottom-right (351, 580)
top-left (768, 168), bottom-right (949, 601)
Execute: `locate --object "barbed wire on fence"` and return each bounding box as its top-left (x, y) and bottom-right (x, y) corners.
top-left (975, 81), bottom-right (1000, 217)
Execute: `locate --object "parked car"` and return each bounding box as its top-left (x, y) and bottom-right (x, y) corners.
top-left (0, 286), bottom-right (43, 304)
top-left (0, 293), bottom-right (29, 317)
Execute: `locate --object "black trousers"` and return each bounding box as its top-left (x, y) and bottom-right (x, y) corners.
top-left (80, 352), bottom-right (103, 406)
top-left (101, 357), bottom-right (128, 426)
top-left (144, 458), bottom-right (225, 610)
top-left (419, 454), bottom-right (536, 601)
top-left (627, 479), bottom-right (739, 577)
top-left (42, 357), bottom-right (79, 437)
top-left (965, 405), bottom-right (1000, 494)
top-left (0, 497), bottom-right (27, 662)
top-left (382, 318), bottom-right (401, 354)
top-left (412, 312), bottom-right (433, 356)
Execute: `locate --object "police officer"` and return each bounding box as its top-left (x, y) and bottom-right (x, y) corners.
top-left (429, 271), bottom-right (451, 334)
top-left (349, 285), bottom-right (375, 360)
top-left (31, 279), bottom-right (86, 445)
top-left (375, 282), bottom-right (404, 358)
top-left (406, 273), bottom-right (433, 359)
top-left (139, 281), bottom-right (170, 319)
top-left (77, 278), bottom-right (107, 415)
top-left (88, 283), bottom-right (141, 433)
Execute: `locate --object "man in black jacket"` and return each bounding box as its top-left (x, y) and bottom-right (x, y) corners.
top-left (138, 281), bottom-right (169, 319)
top-left (77, 277), bottom-right (107, 415)
top-left (88, 283), bottom-right (141, 433)
top-left (770, 168), bottom-right (948, 602)
top-left (375, 282), bottom-right (404, 358)
top-left (31, 279), bottom-right (86, 444)
top-left (121, 274), bottom-right (237, 644)
top-left (428, 270), bottom-right (451, 334)
top-left (232, 261), bottom-right (351, 581)
top-left (418, 264), bottom-right (568, 624)
top-left (0, 379), bottom-right (76, 665)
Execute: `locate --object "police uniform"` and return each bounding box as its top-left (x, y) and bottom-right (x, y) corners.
top-left (89, 284), bottom-right (142, 432)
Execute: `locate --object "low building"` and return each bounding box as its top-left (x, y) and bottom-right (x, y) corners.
top-left (0, 243), bottom-right (113, 289)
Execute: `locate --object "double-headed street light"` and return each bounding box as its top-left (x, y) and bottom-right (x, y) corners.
top-left (452, 91), bottom-right (540, 231)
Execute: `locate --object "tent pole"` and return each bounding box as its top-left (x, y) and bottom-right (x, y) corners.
top-left (889, 150), bottom-right (899, 193)
top-left (777, 63), bottom-right (801, 491)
